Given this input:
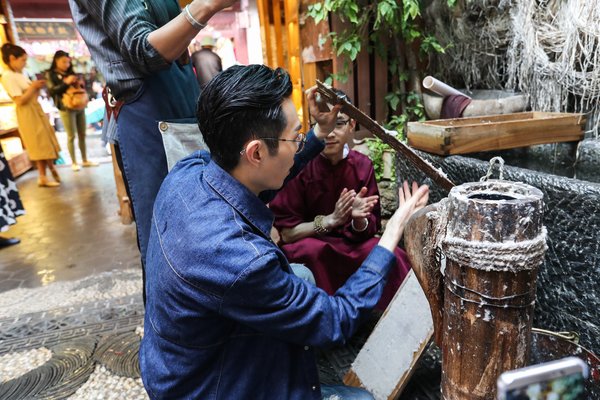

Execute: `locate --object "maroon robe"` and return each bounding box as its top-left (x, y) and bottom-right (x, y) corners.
top-left (270, 150), bottom-right (411, 309)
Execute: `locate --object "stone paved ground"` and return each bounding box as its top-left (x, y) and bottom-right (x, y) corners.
top-left (0, 134), bottom-right (139, 293)
top-left (0, 130), bottom-right (150, 398)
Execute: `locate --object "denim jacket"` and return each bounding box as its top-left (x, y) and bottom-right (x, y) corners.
top-left (140, 132), bottom-right (396, 399)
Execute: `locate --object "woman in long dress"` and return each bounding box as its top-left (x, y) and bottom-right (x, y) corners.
top-left (0, 43), bottom-right (61, 187)
top-left (0, 147), bottom-right (24, 247)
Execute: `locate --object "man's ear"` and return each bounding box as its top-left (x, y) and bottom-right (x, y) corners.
top-left (349, 118), bottom-right (357, 130)
top-left (240, 139), bottom-right (263, 167)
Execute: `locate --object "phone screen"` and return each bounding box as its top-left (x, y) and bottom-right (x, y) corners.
top-left (504, 371), bottom-right (586, 399)
top-left (498, 357), bottom-right (589, 400)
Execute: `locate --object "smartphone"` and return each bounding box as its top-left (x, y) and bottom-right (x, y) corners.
top-left (497, 356), bottom-right (589, 400)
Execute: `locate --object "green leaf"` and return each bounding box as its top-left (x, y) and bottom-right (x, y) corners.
top-left (385, 93), bottom-right (400, 111)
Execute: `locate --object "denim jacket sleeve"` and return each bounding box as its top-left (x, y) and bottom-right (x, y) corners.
top-left (220, 245), bottom-right (395, 347)
top-left (69, 0), bottom-right (171, 75)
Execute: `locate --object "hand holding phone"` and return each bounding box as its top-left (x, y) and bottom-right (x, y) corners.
top-left (32, 79), bottom-right (46, 89)
top-left (497, 356), bottom-right (589, 400)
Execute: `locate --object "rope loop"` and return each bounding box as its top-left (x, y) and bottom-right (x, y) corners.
top-left (480, 156), bottom-right (506, 182)
top-left (443, 227), bottom-right (548, 272)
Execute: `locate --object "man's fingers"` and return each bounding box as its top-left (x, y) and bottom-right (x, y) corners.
top-left (403, 181), bottom-right (411, 200)
top-left (305, 86), bottom-right (318, 102)
top-left (330, 104), bottom-right (342, 115)
top-left (408, 185), bottom-right (429, 207)
top-left (398, 181), bottom-right (407, 205)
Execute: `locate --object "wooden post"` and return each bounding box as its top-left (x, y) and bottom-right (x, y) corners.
top-left (440, 180), bottom-right (547, 399)
top-left (272, 0), bottom-right (284, 67)
top-left (256, 0), bottom-right (274, 66)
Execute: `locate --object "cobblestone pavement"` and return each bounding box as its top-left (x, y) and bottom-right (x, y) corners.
top-left (0, 132), bottom-right (442, 399)
top-left (0, 131), bottom-right (149, 398)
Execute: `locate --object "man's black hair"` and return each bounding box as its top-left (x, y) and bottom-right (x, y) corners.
top-left (197, 64), bottom-right (293, 171)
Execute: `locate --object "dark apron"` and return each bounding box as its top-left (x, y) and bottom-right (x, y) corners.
top-left (117, 60), bottom-right (200, 269)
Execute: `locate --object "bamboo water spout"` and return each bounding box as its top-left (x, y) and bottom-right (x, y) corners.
top-left (405, 180), bottom-right (547, 400)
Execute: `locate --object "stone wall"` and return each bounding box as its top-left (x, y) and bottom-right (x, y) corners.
top-left (395, 151), bottom-right (600, 355)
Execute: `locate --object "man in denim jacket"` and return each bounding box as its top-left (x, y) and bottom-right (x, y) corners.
top-left (140, 64), bottom-right (429, 399)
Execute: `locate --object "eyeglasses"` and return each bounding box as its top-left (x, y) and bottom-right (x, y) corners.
top-left (240, 132), bottom-right (307, 155)
top-left (262, 132), bottom-right (306, 154)
top-left (335, 119), bottom-right (351, 128)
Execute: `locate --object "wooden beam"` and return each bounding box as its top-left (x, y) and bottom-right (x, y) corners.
top-left (257, 0), bottom-right (273, 67)
top-left (272, 0), bottom-right (284, 67)
top-left (317, 81), bottom-right (455, 191)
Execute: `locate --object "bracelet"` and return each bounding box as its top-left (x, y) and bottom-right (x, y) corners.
top-left (183, 4), bottom-right (207, 30)
top-left (313, 215), bottom-right (330, 235)
top-left (351, 218), bottom-right (369, 232)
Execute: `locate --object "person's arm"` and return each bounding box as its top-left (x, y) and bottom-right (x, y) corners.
top-left (147, 1), bottom-right (237, 62)
top-left (378, 181), bottom-right (429, 252)
top-left (222, 245), bottom-right (396, 347)
top-left (279, 188), bottom-right (355, 244)
top-left (44, 71), bottom-right (69, 97)
top-left (12, 80), bottom-right (45, 107)
top-left (348, 187), bottom-right (378, 234)
top-left (221, 183), bottom-right (429, 347)
top-left (340, 160), bottom-right (381, 242)
top-left (72, 0), bottom-right (236, 74)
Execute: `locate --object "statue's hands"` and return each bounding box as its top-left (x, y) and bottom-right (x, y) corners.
top-left (378, 181), bottom-right (429, 252)
top-left (305, 86), bottom-right (342, 140)
top-left (351, 187), bottom-right (378, 219)
top-left (324, 188), bottom-right (355, 230)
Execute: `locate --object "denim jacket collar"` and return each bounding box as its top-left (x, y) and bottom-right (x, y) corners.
top-left (204, 160), bottom-right (274, 239)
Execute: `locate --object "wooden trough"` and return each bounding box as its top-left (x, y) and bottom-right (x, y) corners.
top-left (407, 112), bottom-right (585, 156)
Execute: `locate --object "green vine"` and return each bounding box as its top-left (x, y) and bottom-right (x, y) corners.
top-left (365, 138), bottom-right (396, 181)
top-left (307, 0), bottom-right (452, 135)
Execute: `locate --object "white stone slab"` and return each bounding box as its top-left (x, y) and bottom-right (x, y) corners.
top-left (346, 271), bottom-right (434, 400)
